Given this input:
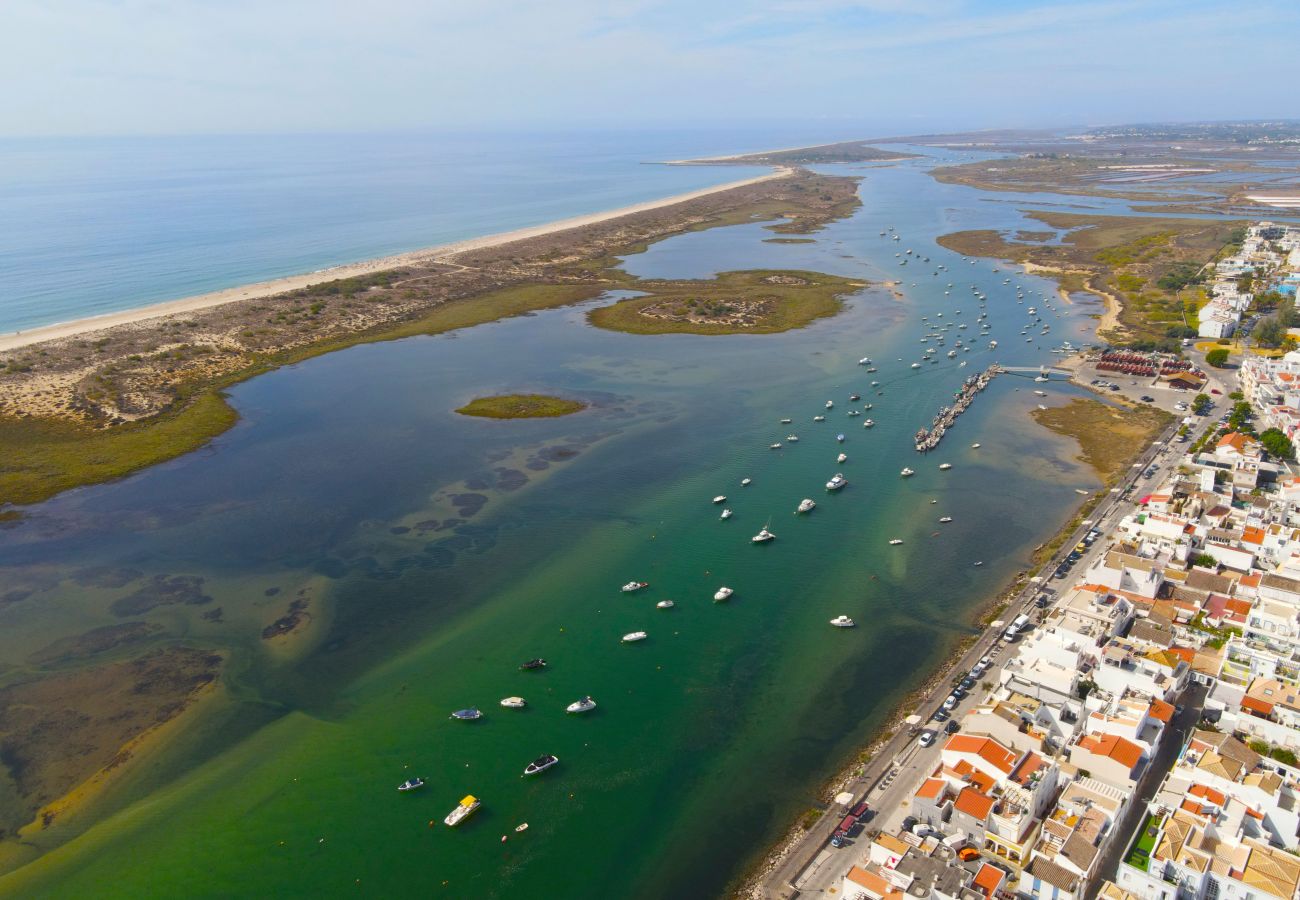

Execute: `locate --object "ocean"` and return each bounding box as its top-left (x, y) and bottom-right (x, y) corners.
top-left (0, 129), bottom-right (888, 334)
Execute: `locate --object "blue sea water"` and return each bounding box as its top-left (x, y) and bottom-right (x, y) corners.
top-left (0, 129), bottom-right (865, 333)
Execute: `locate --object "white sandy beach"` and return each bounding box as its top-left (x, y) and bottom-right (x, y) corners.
top-left (0, 168), bottom-right (790, 353)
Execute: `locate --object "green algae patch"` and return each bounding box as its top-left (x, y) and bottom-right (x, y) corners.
top-left (587, 270), bottom-right (865, 336)
top-left (456, 394), bottom-right (586, 419)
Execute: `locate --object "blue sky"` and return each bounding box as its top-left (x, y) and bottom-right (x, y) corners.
top-left (3, 0), bottom-right (1295, 136)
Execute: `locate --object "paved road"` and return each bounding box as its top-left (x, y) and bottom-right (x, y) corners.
top-left (761, 414), bottom-right (1187, 899)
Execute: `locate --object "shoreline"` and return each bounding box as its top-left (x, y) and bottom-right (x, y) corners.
top-left (0, 168), bottom-right (790, 354)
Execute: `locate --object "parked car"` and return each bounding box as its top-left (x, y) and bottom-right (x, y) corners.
top-left (1140, 395), bottom-right (1155, 403)
top-left (959, 677), bottom-right (976, 690)
top-left (918, 730), bottom-right (937, 748)
top-left (945, 720), bottom-right (960, 734)
top-left (931, 708), bottom-right (949, 722)
top-left (943, 694), bottom-right (958, 710)
top-left (850, 801), bottom-right (870, 819)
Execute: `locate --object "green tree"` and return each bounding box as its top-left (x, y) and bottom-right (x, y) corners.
top-left (1191, 552), bottom-right (1218, 568)
top-left (1206, 348), bottom-right (1230, 368)
top-left (1259, 428), bottom-right (1296, 460)
top-left (1228, 401), bottom-right (1254, 431)
top-left (1254, 317), bottom-right (1285, 348)
top-left (1192, 394), bottom-right (1212, 415)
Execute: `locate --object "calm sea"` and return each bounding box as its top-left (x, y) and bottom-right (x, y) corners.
top-left (0, 129), bottom-right (887, 333)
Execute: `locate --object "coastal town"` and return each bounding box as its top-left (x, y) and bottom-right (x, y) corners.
top-left (761, 223), bottom-right (1300, 900)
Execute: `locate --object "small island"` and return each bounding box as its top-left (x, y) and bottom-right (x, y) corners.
top-left (455, 394), bottom-right (587, 419)
top-left (588, 270), bottom-right (865, 336)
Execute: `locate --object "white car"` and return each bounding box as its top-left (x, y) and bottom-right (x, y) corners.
top-left (918, 730), bottom-right (937, 747)
top-left (942, 695), bottom-right (958, 710)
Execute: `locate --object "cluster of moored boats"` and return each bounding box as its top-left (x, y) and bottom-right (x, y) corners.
top-left (914, 365), bottom-right (1000, 452)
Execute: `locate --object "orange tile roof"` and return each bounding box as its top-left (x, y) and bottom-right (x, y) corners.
top-left (1189, 783), bottom-right (1227, 806)
top-left (944, 734), bottom-right (1018, 775)
top-left (1148, 699), bottom-right (1175, 723)
top-left (1167, 646), bottom-right (1195, 664)
top-left (915, 778), bottom-right (946, 800)
top-left (1240, 573), bottom-right (1262, 588)
top-left (1181, 798), bottom-right (1211, 816)
top-left (954, 787), bottom-right (995, 820)
top-left (1242, 695), bottom-right (1275, 716)
top-left (1218, 432), bottom-right (1257, 452)
top-left (973, 863), bottom-right (1004, 896)
top-left (1226, 598), bottom-right (1253, 615)
top-left (1078, 733), bottom-right (1143, 770)
top-left (847, 865), bottom-right (902, 898)
top-left (1243, 527), bottom-right (1266, 545)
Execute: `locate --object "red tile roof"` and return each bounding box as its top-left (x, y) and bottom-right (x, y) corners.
top-left (915, 778), bottom-right (946, 800)
top-left (944, 734), bottom-right (1018, 775)
top-left (973, 863), bottom-right (1004, 897)
top-left (1148, 699), bottom-right (1175, 723)
top-left (954, 787), bottom-right (995, 820)
top-left (1077, 733), bottom-right (1143, 771)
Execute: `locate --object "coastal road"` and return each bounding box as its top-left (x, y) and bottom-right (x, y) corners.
top-left (761, 418), bottom-right (1184, 899)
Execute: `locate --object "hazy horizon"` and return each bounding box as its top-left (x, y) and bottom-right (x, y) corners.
top-left (4, 0), bottom-right (1296, 138)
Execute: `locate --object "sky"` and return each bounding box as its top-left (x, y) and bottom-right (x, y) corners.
top-left (3, 0), bottom-right (1296, 137)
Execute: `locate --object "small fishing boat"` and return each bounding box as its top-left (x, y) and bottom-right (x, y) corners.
top-left (515, 823), bottom-right (529, 833)
top-left (863, 419), bottom-right (874, 428)
top-left (524, 755), bottom-right (559, 777)
top-left (713, 586), bottom-right (734, 601)
top-left (973, 561), bottom-right (984, 567)
top-left (849, 394), bottom-right (861, 401)
top-left (836, 433), bottom-right (846, 443)
top-left (741, 478), bottom-right (752, 486)
top-left (939, 463), bottom-right (952, 471)
top-left (622, 631), bottom-right (648, 643)
top-left (398, 778), bottom-right (426, 792)
top-left (911, 362), bottom-right (922, 369)
top-left (500, 696), bottom-right (527, 708)
top-left (847, 410), bottom-right (860, 417)
top-left (971, 443), bottom-right (981, 449)
top-left (713, 495), bottom-right (727, 504)
top-left (797, 498), bottom-right (816, 514)
top-left (444, 795), bottom-right (482, 827)
top-left (780, 418), bottom-right (792, 424)
top-left (519, 658), bottom-right (547, 670)
top-left (786, 435), bottom-right (799, 442)
top-left (451, 708), bottom-right (483, 721)
top-left (826, 473), bottom-right (847, 491)
top-left (1034, 390), bottom-right (1047, 397)
top-left (830, 615), bottom-right (855, 628)
top-left (939, 516), bottom-right (953, 523)
top-left (657, 599), bottom-right (675, 609)
top-left (770, 442), bottom-right (783, 449)
top-left (889, 538), bottom-right (903, 545)
top-left (720, 509), bottom-right (733, 520)
top-left (900, 467), bottom-right (915, 477)
top-left (813, 415), bottom-right (826, 422)
top-left (825, 400), bottom-right (834, 409)
top-left (566, 696), bottom-right (597, 714)
top-left (621, 582), bottom-right (649, 593)
top-left (859, 357), bottom-right (872, 365)
top-left (752, 526), bottom-right (775, 543)
top-left (837, 452), bottom-right (847, 463)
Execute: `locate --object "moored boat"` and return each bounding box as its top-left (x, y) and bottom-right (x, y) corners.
top-left (523, 755), bottom-right (559, 777)
top-left (657, 599), bottom-right (675, 609)
top-left (713, 495), bottom-right (727, 504)
top-left (621, 581), bottom-right (649, 593)
top-left (830, 615), bottom-right (855, 628)
top-left (826, 473), bottom-right (847, 491)
top-left (398, 777), bottom-right (426, 792)
top-left (889, 538), bottom-right (903, 545)
top-left (720, 508), bottom-right (733, 520)
top-left (566, 696), bottom-right (597, 713)
top-left (451, 708), bottom-right (483, 721)
top-left (752, 527), bottom-right (775, 543)
top-left (900, 467), bottom-right (915, 477)
top-left (797, 498), bottom-right (816, 514)
top-left (837, 452), bottom-right (847, 463)
top-left (444, 795), bottom-right (481, 827)
top-left (939, 463), bottom-right (952, 470)
top-left (622, 631), bottom-right (648, 643)
top-left (939, 516), bottom-right (953, 523)
top-left (713, 586), bottom-right (734, 601)
top-left (500, 696), bottom-right (527, 708)
top-left (519, 658), bottom-right (547, 670)
top-left (836, 433), bottom-right (846, 443)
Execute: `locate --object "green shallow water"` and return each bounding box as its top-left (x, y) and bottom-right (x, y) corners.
top-left (0, 151), bottom-right (1109, 898)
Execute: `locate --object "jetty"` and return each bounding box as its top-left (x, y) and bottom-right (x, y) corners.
top-left (914, 365), bottom-right (1000, 452)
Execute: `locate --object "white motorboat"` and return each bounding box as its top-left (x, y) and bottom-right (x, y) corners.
top-left (621, 581), bottom-right (649, 593)
top-left (889, 538), bottom-right (903, 545)
top-left (741, 478), bottom-right (752, 486)
top-left (863, 419), bottom-right (874, 428)
top-left (444, 795), bottom-right (482, 827)
top-left (451, 708), bottom-right (483, 721)
top-left (859, 357), bottom-right (872, 366)
top-left (566, 696), bottom-right (597, 714)
top-left (1034, 390), bottom-right (1047, 397)
top-left (836, 433), bottom-right (846, 443)
top-left (720, 509), bottom-right (733, 520)
top-left (939, 463), bottom-right (952, 470)
top-left (713, 495), bottom-right (727, 504)
top-left (837, 452), bottom-right (847, 463)
top-left (752, 527), bottom-right (775, 543)
top-left (622, 631), bottom-right (648, 643)
top-left (797, 498), bottom-right (816, 513)
top-left (500, 696), bottom-right (527, 708)
top-left (939, 516), bottom-right (953, 523)
top-left (786, 435), bottom-right (799, 442)
top-left (948, 350), bottom-right (957, 358)
top-left (911, 362), bottom-right (922, 369)
top-left (657, 599), bottom-right (675, 609)
top-left (398, 778), bottom-right (426, 792)
top-left (826, 473), bottom-right (847, 491)
top-left (780, 418), bottom-right (792, 424)
top-left (813, 415), bottom-right (826, 422)
top-left (847, 410), bottom-right (860, 417)
top-left (863, 403), bottom-right (872, 410)
top-left (713, 586), bottom-right (734, 602)
top-left (971, 443), bottom-right (981, 448)
top-left (900, 467), bottom-right (915, 477)
top-left (524, 755), bottom-right (559, 777)
top-left (770, 442), bottom-right (783, 449)
top-left (825, 400), bottom-right (834, 409)
top-left (830, 615), bottom-right (855, 628)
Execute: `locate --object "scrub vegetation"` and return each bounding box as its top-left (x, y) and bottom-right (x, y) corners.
top-left (455, 394), bottom-right (587, 419)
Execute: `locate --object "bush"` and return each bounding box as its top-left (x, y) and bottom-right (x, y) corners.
top-left (1206, 348), bottom-right (1230, 368)
top-left (1191, 552), bottom-right (1218, 568)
